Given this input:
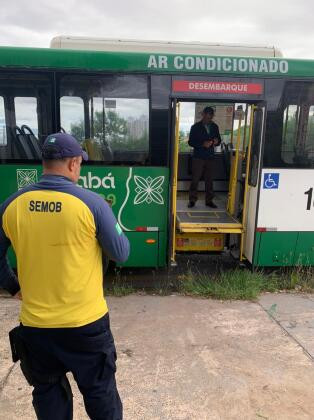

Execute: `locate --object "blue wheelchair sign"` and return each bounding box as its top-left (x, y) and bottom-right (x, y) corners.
top-left (263, 173), bottom-right (280, 189)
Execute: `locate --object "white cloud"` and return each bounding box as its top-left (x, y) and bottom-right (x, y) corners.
top-left (0, 0), bottom-right (313, 58)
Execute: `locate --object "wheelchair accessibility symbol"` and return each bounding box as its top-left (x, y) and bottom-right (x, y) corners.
top-left (263, 173), bottom-right (280, 189)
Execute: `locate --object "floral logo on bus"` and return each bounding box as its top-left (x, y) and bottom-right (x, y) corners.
top-left (16, 169), bottom-right (38, 190)
top-left (134, 175), bottom-right (165, 205)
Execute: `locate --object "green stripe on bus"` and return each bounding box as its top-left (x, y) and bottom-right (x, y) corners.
top-left (1, 46), bottom-right (314, 77)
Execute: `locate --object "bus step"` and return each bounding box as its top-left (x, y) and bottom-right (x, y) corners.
top-left (178, 226), bottom-right (243, 234)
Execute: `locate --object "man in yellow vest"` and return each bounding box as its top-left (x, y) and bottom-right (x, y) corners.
top-left (0, 133), bottom-right (130, 420)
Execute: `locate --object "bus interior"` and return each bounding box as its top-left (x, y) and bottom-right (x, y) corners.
top-left (171, 100), bottom-right (263, 262)
top-left (0, 72), bottom-right (151, 165)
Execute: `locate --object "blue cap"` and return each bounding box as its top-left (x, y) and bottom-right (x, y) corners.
top-left (42, 133), bottom-right (88, 161)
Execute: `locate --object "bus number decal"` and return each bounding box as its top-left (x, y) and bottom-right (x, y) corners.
top-left (304, 187), bottom-right (313, 211)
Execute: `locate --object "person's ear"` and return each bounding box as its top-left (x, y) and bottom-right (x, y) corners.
top-left (68, 158), bottom-right (76, 172)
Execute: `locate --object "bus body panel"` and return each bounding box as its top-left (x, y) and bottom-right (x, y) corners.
top-left (258, 169), bottom-right (313, 232)
top-left (254, 231), bottom-right (314, 266)
top-left (254, 232), bottom-right (298, 266)
top-left (0, 46), bottom-right (309, 78)
top-left (0, 165), bottom-right (169, 268)
top-left (254, 169), bottom-right (314, 266)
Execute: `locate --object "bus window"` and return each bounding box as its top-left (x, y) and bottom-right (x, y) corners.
top-left (15, 97), bottom-right (39, 136)
top-left (281, 105), bottom-right (299, 164)
top-left (0, 96), bottom-right (6, 145)
top-left (89, 97), bottom-right (149, 156)
top-left (305, 105), bottom-right (314, 160)
top-left (60, 96), bottom-right (84, 143)
top-left (265, 82), bottom-right (314, 169)
top-left (0, 72), bottom-right (53, 160)
top-left (59, 74), bottom-right (149, 164)
top-left (179, 102), bottom-right (194, 152)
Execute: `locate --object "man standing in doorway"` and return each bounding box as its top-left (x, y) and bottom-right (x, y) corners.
top-left (188, 106), bottom-right (221, 208)
top-left (0, 133), bottom-right (129, 420)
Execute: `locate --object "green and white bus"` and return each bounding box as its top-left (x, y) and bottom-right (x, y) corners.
top-left (1, 39), bottom-right (314, 268)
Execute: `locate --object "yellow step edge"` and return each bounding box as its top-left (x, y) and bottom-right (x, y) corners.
top-left (179, 227), bottom-right (243, 234)
top-left (178, 222), bottom-right (242, 229)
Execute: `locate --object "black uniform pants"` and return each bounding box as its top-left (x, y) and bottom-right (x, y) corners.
top-left (189, 157), bottom-right (214, 204)
top-left (19, 314), bottom-right (122, 420)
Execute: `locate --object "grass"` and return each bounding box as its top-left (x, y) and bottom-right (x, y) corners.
top-left (282, 265), bottom-right (314, 292)
top-left (178, 266), bottom-right (314, 300)
top-left (104, 280), bottom-right (135, 297)
top-left (102, 265), bottom-right (314, 300)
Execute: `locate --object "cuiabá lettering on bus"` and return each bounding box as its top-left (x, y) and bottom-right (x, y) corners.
top-left (79, 172), bottom-right (116, 189)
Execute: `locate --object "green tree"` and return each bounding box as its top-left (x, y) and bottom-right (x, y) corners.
top-left (70, 120), bottom-right (84, 143)
top-left (70, 110), bottom-right (127, 146)
top-left (70, 110), bottom-right (149, 151)
top-left (101, 110), bottom-right (127, 147)
top-left (179, 130), bottom-right (191, 152)
top-left (126, 132), bottom-right (149, 151)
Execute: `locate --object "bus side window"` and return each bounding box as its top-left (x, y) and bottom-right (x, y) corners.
top-left (281, 102), bottom-right (314, 167)
top-left (281, 105), bottom-right (299, 164)
top-left (266, 82), bottom-right (314, 169)
top-left (89, 97), bottom-right (149, 161)
top-left (15, 97), bottom-right (39, 137)
top-left (59, 74), bottom-right (150, 164)
top-left (0, 72), bottom-right (53, 160)
top-left (305, 105), bottom-right (314, 161)
top-left (0, 96), bottom-right (6, 145)
top-left (60, 96), bottom-right (84, 142)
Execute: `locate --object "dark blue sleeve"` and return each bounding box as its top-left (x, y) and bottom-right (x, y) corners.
top-left (0, 205), bottom-right (20, 295)
top-left (93, 198), bottom-right (130, 263)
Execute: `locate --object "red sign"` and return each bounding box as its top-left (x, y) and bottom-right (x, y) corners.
top-left (173, 80), bottom-right (263, 95)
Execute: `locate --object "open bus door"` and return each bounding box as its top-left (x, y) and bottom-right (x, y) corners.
top-left (169, 99), bottom-right (180, 264)
top-left (170, 100), bottom-right (265, 265)
top-left (242, 105), bottom-right (266, 263)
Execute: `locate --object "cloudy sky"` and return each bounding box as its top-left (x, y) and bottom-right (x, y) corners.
top-left (0, 0), bottom-right (313, 59)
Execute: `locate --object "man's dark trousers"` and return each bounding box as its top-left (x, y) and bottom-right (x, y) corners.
top-left (189, 157), bottom-right (214, 204)
top-left (19, 314), bottom-right (122, 420)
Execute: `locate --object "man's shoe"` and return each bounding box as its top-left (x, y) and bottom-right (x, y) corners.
top-left (206, 201), bottom-right (218, 209)
top-left (188, 201), bottom-right (195, 208)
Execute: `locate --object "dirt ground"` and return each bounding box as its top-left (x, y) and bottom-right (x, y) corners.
top-left (1, 293), bottom-right (314, 420)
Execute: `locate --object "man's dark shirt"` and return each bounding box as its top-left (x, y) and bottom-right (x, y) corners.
top-left (188, 121), bottom-right (221, 160)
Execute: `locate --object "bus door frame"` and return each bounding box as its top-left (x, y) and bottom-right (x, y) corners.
top-left (169, 98), bottom-right (180, 264)
top-left (168, 97), bottom-right (266, 265)
top-left (242, 103), bottom-right (267, 262)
